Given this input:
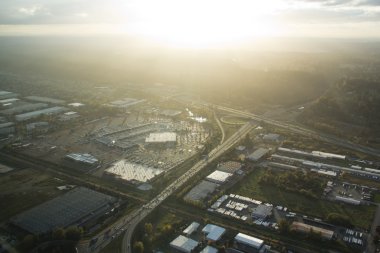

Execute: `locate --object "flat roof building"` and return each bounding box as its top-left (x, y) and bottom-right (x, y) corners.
top-left (183, 222), bottom-right (200, 236)
top-left (206, 170), bottom-right (233, 184)
top-left (108, 98), bottom-right (145, 108)
top-left (25, 96), bottom-right (65, 104)
top-left (170, 235), bottom-right (198, 253)
top-left (202, 224), bottom-right (226, 241)
top-left (184, 180), bottom-right (219, 203)
top-left (291, 222), bottom-right (334, 240)
top-left (145, 132), bottom-right (177, 144)
top-left (15, 106), bottom-right (68, 121)
top-left (217, 161), bottom-right (242, 174)
top-left (248, 148), bottom-right (269, 162)
top-left (234, 233), bottom-right (264, 253)
top-left (11, 187), bottom-right (117, 235)
top-left (65, 153), bottom-right (99, 166)
top-left (252, 205), bottom-right (272, 220)
top-left (0, 103), bottom-right (48, 115)
top-left (0, 91), bottom-right (18, 100)
top-left (263, 133), bottom-right (281, 143)
top-left (200, 246), bottom-right (218, 253)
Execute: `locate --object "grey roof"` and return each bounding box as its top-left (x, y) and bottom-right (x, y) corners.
top-left (11, 187), bottom-right (116, 234)
top-left (248, 148), bottom-right (269, 161)
top-left (184, 180), bottom-right (219, 202)
top-left (170, 235), bottom-right (198, 253)
top-left (15, 106), bottom-right (67, 121)
top-left (200, 246), bottom-right (218, 253)
top-left (234, 233), bottom-right (264, 249)
top-left (65, 153), bottom-right (98, 165)
top-left (202, 224), bottom-right (226, 241)
top-left (183, 222), bottom-right (200, 235)
top-left (25, 96), bottom-right (65, 104)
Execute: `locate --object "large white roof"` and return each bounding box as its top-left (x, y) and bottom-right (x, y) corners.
top-left (206, 170), bottom-right (232, 183)
top-left (235, 233), bottom-right (264, 249)
top-left (170, 235), bottom-right (198, 253)
top-left (145, 132), bottom-right (176, 143)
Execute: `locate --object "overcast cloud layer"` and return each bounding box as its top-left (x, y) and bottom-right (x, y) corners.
top-left (0, 0), bottom-right (379, 37)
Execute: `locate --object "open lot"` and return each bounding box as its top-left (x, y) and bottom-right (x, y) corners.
top-left (228, 167), bottom-right (376, 229)
top-left (0, 167), bottom-right (64, 222)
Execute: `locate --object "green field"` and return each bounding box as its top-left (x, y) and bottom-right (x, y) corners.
top-left (229, 167), bottom-right (376, 229)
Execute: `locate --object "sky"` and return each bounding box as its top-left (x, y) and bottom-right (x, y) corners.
top-left (0, 0), bottom-right (379, 45)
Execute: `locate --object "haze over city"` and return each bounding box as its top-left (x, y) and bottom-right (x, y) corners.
top-left (0, 1), bottom-right (379, 253)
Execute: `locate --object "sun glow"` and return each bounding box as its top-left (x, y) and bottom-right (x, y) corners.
top-left (126, 0), bottom-right (282, 48)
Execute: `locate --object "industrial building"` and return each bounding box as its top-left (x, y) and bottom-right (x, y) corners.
top-left (262, 133), bottom-right (281, 143)
top-left (11, 187), bottom-right (117, 235)
top-left (184, 180), bottom-right (219, 203)
top-left (206, 170), bottom-right (233, 184)
top-left (217, 161), bottom-right (242, 174)
top-left (68, 102), bottom-right (85, 107)
top-left (202, 224), bottom-right (226, 241)
top-left (159, 109), bottom-right (182, 117)
top-left (252, 205), bottom-right (273, 220)
top-left (145, 132), bottom-right (177, 146)
top-left (25, 96), bottom-right (65, 104)
top-left (169, 235), bottom-right (198, 253)
top-left (248, 148), bottom-right (269, 162)
top-left (234, 233), bottom-right (265, 253)
top-left (183, 222), bottom-right (200, 236)
top-left (0, 91), bottom-right (18, 100)
top-left (0, 122), bottom-right (15, 136)
top-left (65, 153), bottom-right (99, 166)
top-left (105, 160), bottom-right (163, 183)
top-left (335, 196), bottom-right (361, 205)
top-left (200, 246), bottom-right (218, 253)
top-left (291, 222), bottom-right (334, 240)
top-left (59, 111), bottom-right (80, 121)
top-left (0, 102), bottom-right (48, 115)
top-left (15, 106), bottom-right (68, 121)
top-left (107, 98), bottom-right (145, 108)
top-left (26, 122), bottom-right (49, 135)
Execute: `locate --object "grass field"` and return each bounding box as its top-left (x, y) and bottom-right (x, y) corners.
top-left (229, 167), bottom-right (376, 229)
top-left (0, 168), bottom-right (63, 222)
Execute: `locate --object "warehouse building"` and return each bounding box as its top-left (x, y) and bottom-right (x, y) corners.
top-left (184, 180), bottom-right (219, 203)
top-left (335, 196), bottom-right (361, 205)
top-left (145, 132), bottom-right (177, 148)
top-left (200, 246), bottom-right (218, 253)
top-left (0, 91), bottom-right (18, 100)
top-left (206, 170), bottom-right (233, 184)
top-left (26, 122), bottom-right (49, 135)
top-left (248, 148), bottom-right (269, 162)
top-left (291, 222), bottom-right (334, 240)
top-left (170, 235), bottom-right (198, 253)
top-left (0, 102), bottom-right (48, 115)
top-left (15, 106), bottom-right (68, 121)
top-left (262, 133), bottom-right (281, 143)
top-left (11, 187), bottom-right (117, 235)
top-left (183, 222), bottom-right (200, 236)
top-left (234, 233), bottom-right (265, 253)
top-left (202, 224), bottom-right (226, 242)
top-left (107, 98), bottom-right (145, 108)
top-left (0, 122), bottom-right (15, 136)
top-left (65, 153), bottom-right (99, 167)
top-left (252, 205), bottom-right (273, 220)
top-left (217, 161), bottom-right (242, 174)
top-left (25, 96), bottom-right (65, 104)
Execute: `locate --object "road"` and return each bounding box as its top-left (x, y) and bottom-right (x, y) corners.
top-left (214, 105), bottom-right (380, 158)
top-left (77, 122), bottom-right (254, 253)
top-left (213, 110), bottom-right (225, 144)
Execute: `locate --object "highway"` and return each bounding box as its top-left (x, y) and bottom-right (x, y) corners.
top-left (77, 121), bottom-right (254, 253)
top-left (214, 105), bottom-right (380, 158)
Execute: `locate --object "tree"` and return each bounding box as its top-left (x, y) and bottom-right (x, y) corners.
top-left (326, 213), bottom-right (352, 227)
top-left (52, 228), bottom-right (65, 240)
top-left (278, 219), bottom-right (290, 234)
top-left (144, 223), bottom-right (153, 235)
top-left (133, 241), bottom-right (144, 253)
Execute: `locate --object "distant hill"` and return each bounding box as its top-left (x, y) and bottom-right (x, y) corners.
top-left (298, 78), bottom-right (380, 147)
